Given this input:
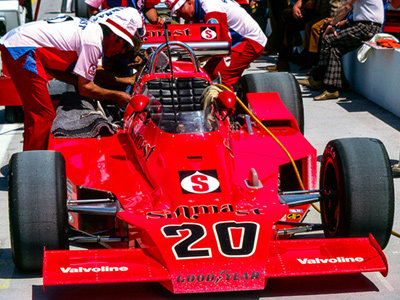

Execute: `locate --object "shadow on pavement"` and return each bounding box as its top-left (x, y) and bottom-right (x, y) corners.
top-left (31, 273), bottom-right (379, 300)
top-left (0, 164), bottom-right (9, 191)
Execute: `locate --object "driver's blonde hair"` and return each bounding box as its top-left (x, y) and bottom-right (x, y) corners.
top-left (200, 85), bottom-right (223, 110)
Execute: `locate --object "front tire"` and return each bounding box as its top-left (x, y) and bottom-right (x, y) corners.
top-left (319, 138), bottom-right (394, 249)
top-left (8, 151), bottom-right (69, 272)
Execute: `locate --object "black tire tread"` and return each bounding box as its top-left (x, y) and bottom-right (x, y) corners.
top-left (320, 138), bottom-right (394, 249)
top-left (8, 150), bottom-right (69, 272)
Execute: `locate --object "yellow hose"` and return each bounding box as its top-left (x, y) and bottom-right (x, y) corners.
top-left (215, 83), bottom-right (399, 238)
top-left (215, 83), bottom-right (305, 190)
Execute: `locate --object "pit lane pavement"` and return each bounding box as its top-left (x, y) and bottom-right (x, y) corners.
top-left (0, 0), bottom-right (399, 298)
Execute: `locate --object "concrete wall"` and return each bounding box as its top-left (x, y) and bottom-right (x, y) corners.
top-left (342, 48), bottom-right (400, 117)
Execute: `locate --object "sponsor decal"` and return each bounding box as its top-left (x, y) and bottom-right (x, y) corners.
top-left (88, 64), bottom-right (97, 76)
top-left (200, 26), bottom-right (217, 39)
top-left (130, 121), bottom-right (156, 161)
top-left (143, 28), bottom-right (192, 41)
top-left (60, 266), bottom-right (129, 273)
top-left (289, 209), bottom-right (303, 213)
top-left (287, 213), bottom-right (301, 220)
top-left (297, 257), bottom-right (364, 264)
top-left (206, 19), bottom-right (219, 24)
top-left (146, 204), bottom-right (264, 219)
top-left (179, 170), bottom-right (221, 194)
top-left (176, 270), bottom-right (260, 284)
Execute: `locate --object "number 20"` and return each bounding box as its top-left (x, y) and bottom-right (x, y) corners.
top-left (162, 221), bottom-right (259, 260)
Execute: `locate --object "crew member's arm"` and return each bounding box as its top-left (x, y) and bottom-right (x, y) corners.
top-left (94, 65), bottom-right (138, 86)
top-left (144, 7), bottom-right (165, 25)
top-left (46, 69), bottom-right (79, 87)
top-left (78, 76), bottom-right (131, 107)
top-left (324, 0), bottom-right (356, 37)
top-left (47, 67), bottom-right (137, 91)
top-left (293, 0), bottom-right (303, 19)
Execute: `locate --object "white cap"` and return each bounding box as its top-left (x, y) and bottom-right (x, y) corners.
top-left (165, 0), bottom-right (187, 16)
top-left (93, 7), bottom-right (145, 46)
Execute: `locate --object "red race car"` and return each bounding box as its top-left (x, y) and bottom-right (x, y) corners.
top-left (8, 24), bottom-right (394, 294)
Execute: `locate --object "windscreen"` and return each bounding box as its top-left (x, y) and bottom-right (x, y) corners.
top-left (148, 104), bottom-right (219, 134)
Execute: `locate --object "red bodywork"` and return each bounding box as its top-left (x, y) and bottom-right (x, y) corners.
top-left (41, 24), bottom-right (388, 293)
top-left (0, 66), bottom-right (22, 106)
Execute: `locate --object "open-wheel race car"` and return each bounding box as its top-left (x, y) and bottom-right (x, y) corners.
top-left (8, 24), bottom-right (394, 294)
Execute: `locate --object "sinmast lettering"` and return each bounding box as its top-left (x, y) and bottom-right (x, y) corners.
top-left (130, 121), bottom-right (155, 161)
top-left (146, 204), bottom-right (264, 219)
top-left (144, 28), bottom-right (192, 42)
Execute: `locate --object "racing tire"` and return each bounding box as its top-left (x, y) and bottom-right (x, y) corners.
top-left (235, 72), bottom-right (304, 134)
top-left (5, 106), bottom-right (23, 123)
top-left (319, 138), bottom-right (394, 249)
top-left (74, 0), bottom-right (89, 18)
top-left (8, 150), bottom-right (69, 272)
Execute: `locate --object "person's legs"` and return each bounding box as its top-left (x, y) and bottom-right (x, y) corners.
top-left (204, 40), bottom-right (263, 90)
top-left (309, 19), bottom-right (324, 54)
top-left (222, 44), bottom-right (263, 89)
top-left (314, 23), bottom-right (382, 100)
top-left (268, 8), bottom-right (320, 71)
top-left (1, 46), bottom-right (55, 150)
top-left (203, 56), bottom-right (224, 82)
top-left (321, 24), bottom-right (372, 88)
top-left (264, 0), bottom-right (288, 54)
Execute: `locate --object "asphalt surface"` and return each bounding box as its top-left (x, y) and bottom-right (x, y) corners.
top-left (0, 1), bottom-right (400, 299)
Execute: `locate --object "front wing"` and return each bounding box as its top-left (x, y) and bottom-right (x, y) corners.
top-left (43, 235), bottom-right (388, 293)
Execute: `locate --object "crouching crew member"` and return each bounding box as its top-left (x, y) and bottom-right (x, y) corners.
top-left (0, 9), bottom-right (143, 150)
top-left (166, 0), bottom-right (267, 90)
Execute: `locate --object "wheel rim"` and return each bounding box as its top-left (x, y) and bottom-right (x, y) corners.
top-left (321, 158), bottom-right (340, 237)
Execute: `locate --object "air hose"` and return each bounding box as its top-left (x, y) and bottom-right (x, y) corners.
top-left (214, 83), bottom-right (399, 239)
top-left (215, 83), bottom-right (306, 191)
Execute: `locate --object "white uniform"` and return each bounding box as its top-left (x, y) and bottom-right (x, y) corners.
top-left (353, 0), bottom-right (384, 24)
top-left (89, 7), bottom-right (146, 37)
top-left (0, 16), bottom-right (103, 81)
top-left (194, 0), bottom-right (267, 48)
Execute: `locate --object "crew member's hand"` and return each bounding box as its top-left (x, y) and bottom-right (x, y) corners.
top-left (156, 16), bottom-right (165, 26)
top-left (128, 55), bottom-right (145, 69)
top-left (115, 91), bottom-right (132, 107)
top-left (293, 6), bottom-right (302, 19)
top-left (323, 24), bottom-right (337, 38)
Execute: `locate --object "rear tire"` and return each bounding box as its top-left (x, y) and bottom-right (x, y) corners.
top-left (319, 138), bottom-right (394, 249)
top-left (8, 151), bottom-right (69, 272)
top-left (5, 106), bottom-right (23, 123)
top-left (236, 72), bottom-right (304, 134)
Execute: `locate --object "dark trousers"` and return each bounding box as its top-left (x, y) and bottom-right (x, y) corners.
top-left (278, 8), bottom-right (320, 61)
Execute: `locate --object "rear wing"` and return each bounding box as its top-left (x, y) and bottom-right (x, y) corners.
top-left (142, 24), bottom-right (231, 57)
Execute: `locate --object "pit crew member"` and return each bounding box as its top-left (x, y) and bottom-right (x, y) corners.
top-left (0, 12), bottom-right (142, 151)
top-left (90, 7), bottom-right (146, 92)
top-left (85, 0), bottom-right (165, 25)
top-left (166, 0), bottom-right (267, 90)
